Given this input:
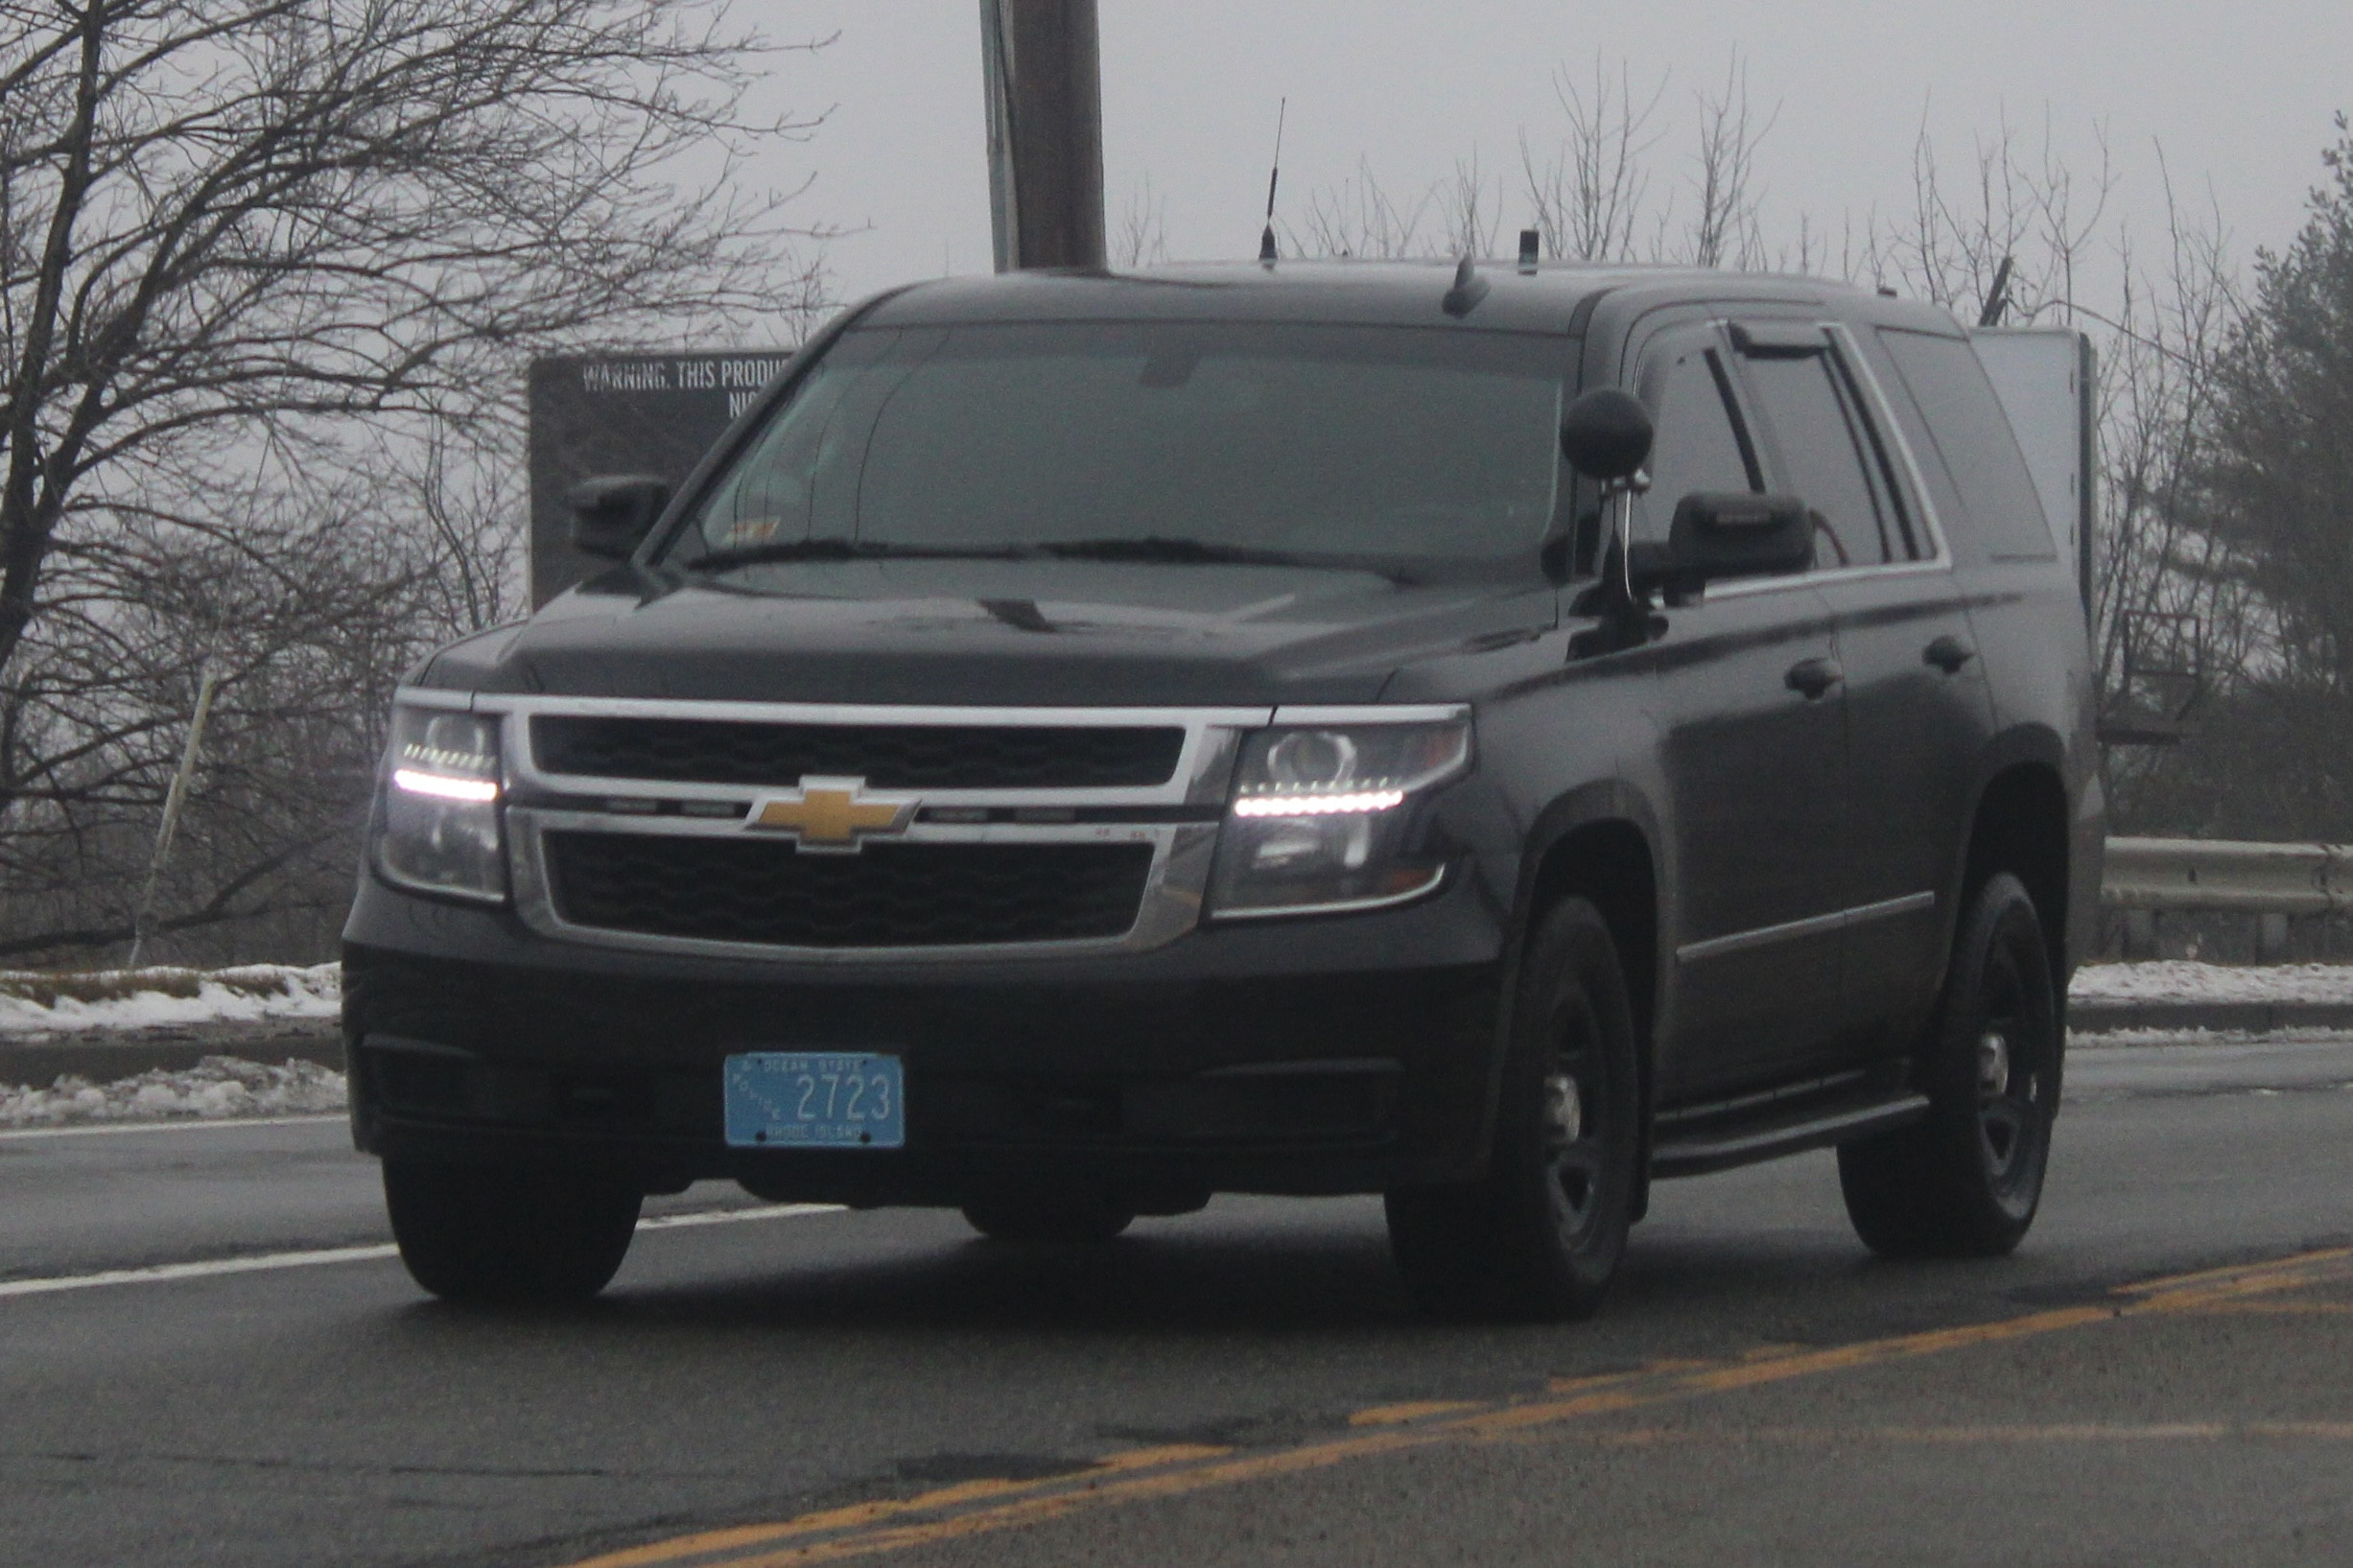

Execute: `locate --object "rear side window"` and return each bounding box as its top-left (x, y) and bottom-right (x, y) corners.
top-left (1876, 329), bottom-right (2055, 561)
top-left (1739, 352), bottom-right (1900, 569)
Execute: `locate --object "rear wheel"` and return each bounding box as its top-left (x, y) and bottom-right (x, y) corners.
top-left (384, 1160), bottom-right (642, 1304)
top-left (1386, 897), bottom-right (1642, 1322)
top-left (960, 1195), bottom-right (1135, 1245)
top-left (1839, 871), bottom-right (2061, 1257)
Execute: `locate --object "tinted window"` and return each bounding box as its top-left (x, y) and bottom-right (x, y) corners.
top-left (1632, 343), bottom-right (1761, 543)
top-left (1740, 352), bottom-right (1895, 568)
top-left (675, 322), bottom-right (1565, 570)
top-left (1860, 334), bottom-right (1971, 559)
top-left (1877, 328), bottom-right (2056, 561)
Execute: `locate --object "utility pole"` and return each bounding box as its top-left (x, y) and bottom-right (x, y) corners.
top-left (979, 0), bottom-right (1106, 270)
top-left (127, 662), bottom-right (222, 968)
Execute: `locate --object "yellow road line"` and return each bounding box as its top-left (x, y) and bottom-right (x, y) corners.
top-left (1527, 1421), bottom-right (2353, 1447)
top-left (560, 1245), bottom-right (2353, 1568)
top-left (560, 1447), bottom-right (1232, 1568)
top-left (2172, 1300), bottom-right (2353, 1316)
top-left (2112, 1246), bottom-right (2353, 1296)
top-left (1348, 1400), bottom-right (1480, 1426)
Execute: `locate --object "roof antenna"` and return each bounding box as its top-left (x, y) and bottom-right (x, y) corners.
top-left (1443, 253), bottom-right (1490, 317)
top-left (1977, 254), bottom-right (2014, 327)
top-left (1259, 97), bottom-right (1286, 265)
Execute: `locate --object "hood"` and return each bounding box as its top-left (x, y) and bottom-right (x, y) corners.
top-left (420, 559), bottom-right (1558, 707)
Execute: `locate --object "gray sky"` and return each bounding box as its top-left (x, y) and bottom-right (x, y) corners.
top-left (764, 1), bottom-right (2349, 309)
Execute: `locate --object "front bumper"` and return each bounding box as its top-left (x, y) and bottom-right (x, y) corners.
top-left (341, 871), bottom-right (1511, 1204)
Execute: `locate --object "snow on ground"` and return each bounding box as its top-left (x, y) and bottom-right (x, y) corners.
top-left (0, 1057), bottom-right (345, 1128)
top-left (0, 963), bottom-right (338, 1038)
top-left (2069, 961), bottom-right (2353, 1005)
top-left (2, 959), bottom-right (2346, 1036)
top-left (2, 959), bottom-right (2352, 1127)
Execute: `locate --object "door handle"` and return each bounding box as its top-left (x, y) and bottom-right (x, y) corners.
top-left (1784, 656), bottom-right (1844, 699)
top-left (1923, 635), bottom-right (1977, 674)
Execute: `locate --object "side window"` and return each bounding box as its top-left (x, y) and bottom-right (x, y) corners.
top-left (1876, 328), bottom-right (2056, 561)
top-left (1737, 348), bottom-right (1904, 569)
top-left (1630, 341), bottom-right (1763, 543)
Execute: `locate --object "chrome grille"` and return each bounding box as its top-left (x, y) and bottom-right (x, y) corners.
top-left (544, 832), bottom-right (1158, 948)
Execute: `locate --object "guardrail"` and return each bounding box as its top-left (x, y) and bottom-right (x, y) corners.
top-left (2100, 837), bottom-right (2353, 914)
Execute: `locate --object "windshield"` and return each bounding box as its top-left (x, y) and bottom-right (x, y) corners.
top-left (666, 321), bottom-right (1567, 573)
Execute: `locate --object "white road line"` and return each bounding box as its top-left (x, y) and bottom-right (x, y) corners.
top-left (0, 1203), bottom-right (841, 1300)
top-left (0, 1113), bottom-right (346, 1142)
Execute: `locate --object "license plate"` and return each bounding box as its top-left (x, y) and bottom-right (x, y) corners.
top-left (723, 1052), bottom-right (905, 1149)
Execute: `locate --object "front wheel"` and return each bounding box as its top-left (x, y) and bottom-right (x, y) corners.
top-left (1386, 897), bottom-right (1642, 1322)
top-left (1839, 871), bottom-right (2061, 1257)
top-left (384, 1161), bottom-right (643, 1304)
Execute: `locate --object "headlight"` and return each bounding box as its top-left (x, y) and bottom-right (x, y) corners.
top-left (371, 706), bottom-right (506, 902)
top-left (1208, 717), bottom-right (1471, 917)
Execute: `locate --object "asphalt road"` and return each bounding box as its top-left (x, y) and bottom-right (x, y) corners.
top-left (5, 1037), bottom-right (2353, 1568)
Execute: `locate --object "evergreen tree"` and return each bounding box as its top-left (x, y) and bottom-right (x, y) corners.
top-left (2174, 116), bottom-right (2353, 834)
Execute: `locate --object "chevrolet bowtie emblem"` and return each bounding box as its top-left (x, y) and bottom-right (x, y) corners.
top-left (745, 776), bottom-right (918, 852)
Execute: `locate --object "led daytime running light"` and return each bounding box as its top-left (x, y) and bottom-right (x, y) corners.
top-left (1232, 788), bottom-right (1405, 818)
top-left (393, 768), bottom-right (499, 804)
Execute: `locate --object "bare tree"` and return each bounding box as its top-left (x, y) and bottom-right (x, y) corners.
top-left (1684, 51), bottom-right (1776, 269)
top-left (1435, 151), bottom-right (1503, 260)
top-left (1515, 50), bottom-right (1775, 269)
top-left (0, 0), bottom-right (835, 960)
top-left (1115, 174), bottom-right (1169, 268)
top-left (2093, 173), bottom-right (2248, 697)
top-left (1857, 106), bottom-right (2112, 320)
top-left (1291, 157), bottom-right (1434, 259)
top-left (1520, 56), bottom-right (1664, 263)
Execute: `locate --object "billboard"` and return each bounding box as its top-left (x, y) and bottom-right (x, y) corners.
top-left (527, 351), bottom-right (796, 606)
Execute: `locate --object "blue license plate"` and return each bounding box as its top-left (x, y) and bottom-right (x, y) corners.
top-left (723, 1052), bottom-right (905, 1149)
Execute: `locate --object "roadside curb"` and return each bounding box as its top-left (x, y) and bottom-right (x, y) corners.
top-left (0, 1026), bottom-right (342, 1088)
top-left (2068, 1000), bottom-right (2353, 1035)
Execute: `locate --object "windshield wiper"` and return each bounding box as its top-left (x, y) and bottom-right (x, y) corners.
top-left (679, 539), bottom-right (1036, 573)
top-left (1034, 536), bottom-right (1409, 578)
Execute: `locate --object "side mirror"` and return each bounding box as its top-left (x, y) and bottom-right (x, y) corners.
top-left (1560, 387), bottom-right (1654, 483)
top-left (1651, 492), bottom-right (1814, 592)
top-left (569, 475), bottom-right (671, 560)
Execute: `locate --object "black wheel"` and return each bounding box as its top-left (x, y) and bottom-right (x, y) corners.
top-left (384, 1160), bottom-right (643, 1304)
top-left (1385, 897), bottom-right (1642, 1322)
top-left (1839, 871), bottom-right (2061, 1258)
top-left (960, 1195), bottom-right (1135, 1245)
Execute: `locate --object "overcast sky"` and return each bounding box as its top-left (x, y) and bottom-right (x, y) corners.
top-left (759, 1), bottom-right (2350, 312)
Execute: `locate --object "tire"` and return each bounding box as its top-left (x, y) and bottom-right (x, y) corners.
top-left (960, 1195), bottom-right (1135, 1245)
top-left (1385, 897), bottom-right (1642, 1322)
top-left (1839, 871), bottom-right (2061, 1258)
top-left (384, 1160), bottom-right (643, 1304)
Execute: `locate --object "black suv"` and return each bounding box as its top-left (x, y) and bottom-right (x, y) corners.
top-left (343, 262), bottom-right (2100, 1319)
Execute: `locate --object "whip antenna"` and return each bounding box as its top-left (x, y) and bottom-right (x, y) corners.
top-left (1259, 97), bottom-right (1287, 263)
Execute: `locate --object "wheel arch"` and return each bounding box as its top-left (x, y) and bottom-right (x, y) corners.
top-left (1510, 784), bottom-right (1665, 1212)
top-left (1957, 743), bottom-right (2072, 990)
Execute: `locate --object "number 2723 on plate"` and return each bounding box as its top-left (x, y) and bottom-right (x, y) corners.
top-left (723, 1052), bottom-right (905, 1149)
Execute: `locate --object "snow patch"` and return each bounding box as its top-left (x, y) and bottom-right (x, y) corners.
top-left (0, 1056), bottom-right (346, 1128)
top-left (2070, 962), bottom-right (2353, 1006)
top-left (0, 963), bottom-right (339, 1037)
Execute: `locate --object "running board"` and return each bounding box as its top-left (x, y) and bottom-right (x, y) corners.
top-left (1650, 1091), bottom-right (1930, 1179)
